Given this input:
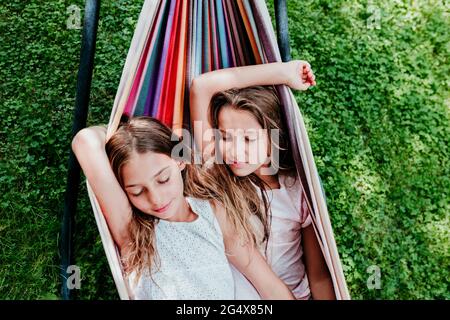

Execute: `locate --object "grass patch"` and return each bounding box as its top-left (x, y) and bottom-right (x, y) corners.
top-left (0, 0), bottom-right (448, 299)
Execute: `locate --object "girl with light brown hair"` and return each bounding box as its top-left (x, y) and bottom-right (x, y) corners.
top-left (190, 60), bottom-right (336, 299)
top-left (72, 116), bottom-right (294, 299)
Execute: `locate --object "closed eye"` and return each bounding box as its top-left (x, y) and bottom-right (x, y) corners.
top-left (222, 135), bottom-right (232, 142)
top-left (158, 176), bottom-right (170, 184)
top-left (131, 190), bottom-right (143, 197)
top-left (219, 130), bottom-right (232, 141)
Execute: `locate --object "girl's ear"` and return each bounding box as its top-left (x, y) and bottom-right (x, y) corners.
top-left (177, 160), bottom-right (186, 171)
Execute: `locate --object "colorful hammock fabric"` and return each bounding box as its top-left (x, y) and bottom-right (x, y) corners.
top-left (87, 0), bottom-right (350, 300)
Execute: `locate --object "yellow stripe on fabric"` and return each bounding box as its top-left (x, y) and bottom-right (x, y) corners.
top-left (236, 0), bottom-right (262, 65)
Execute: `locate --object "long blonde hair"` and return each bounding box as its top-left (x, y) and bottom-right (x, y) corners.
top-left (208, 86), bottom-right (298, 248)
top-left (105, 116), bottom-right (267, 281)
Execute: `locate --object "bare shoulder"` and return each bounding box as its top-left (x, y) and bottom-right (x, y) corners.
top-left (209, 199), bottom-right (232, 235)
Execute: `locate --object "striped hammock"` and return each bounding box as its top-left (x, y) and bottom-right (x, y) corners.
top-left (86, 0), bottom-right (350, 300)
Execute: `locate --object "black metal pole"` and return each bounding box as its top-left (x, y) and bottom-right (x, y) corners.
top-left (274, 0), bottom-right (291, 62)
top-left (60, 0), bottom-right (100, 300)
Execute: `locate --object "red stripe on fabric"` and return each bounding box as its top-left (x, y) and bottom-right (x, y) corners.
top-left (157, 0), bottom-right (183, 126)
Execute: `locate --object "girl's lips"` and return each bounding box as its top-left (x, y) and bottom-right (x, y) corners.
top-left (153, 201), bottom-right (171, 213)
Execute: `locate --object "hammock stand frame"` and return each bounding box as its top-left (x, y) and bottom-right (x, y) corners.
top-left (60, 0), bottom-right (100, 300)
top-left (60, 0), bottom-right (292, 300)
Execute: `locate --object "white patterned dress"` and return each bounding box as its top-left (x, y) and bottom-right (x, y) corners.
top-left (129, 197), bottom-right (235, 300)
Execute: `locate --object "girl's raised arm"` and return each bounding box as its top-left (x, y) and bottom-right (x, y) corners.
top-left (72, 126), bottom-right (132, 253)
top-left (213, 202), bottom-right (295, 300)
top-left (189, 60), bottom-right (316, 158)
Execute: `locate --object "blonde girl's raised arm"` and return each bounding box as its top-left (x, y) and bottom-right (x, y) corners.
top-left (213, 202), bottom-right (295, 300)
top-left (189, 60), bottom-right (315, 158)
top-left (71, 126), bottom-right (132, 253)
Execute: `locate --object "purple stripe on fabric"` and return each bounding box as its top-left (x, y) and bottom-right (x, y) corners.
top-left (148, 0), bottom-right (177, 117)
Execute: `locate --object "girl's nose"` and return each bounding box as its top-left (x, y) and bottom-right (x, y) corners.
top-left (144, 188), bottom-right (161, 207)
top-left (227, 137), bottom-right (246, 162)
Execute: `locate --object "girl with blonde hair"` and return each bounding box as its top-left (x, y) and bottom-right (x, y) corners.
top-left (72, 116), bottom-right (294, 299)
